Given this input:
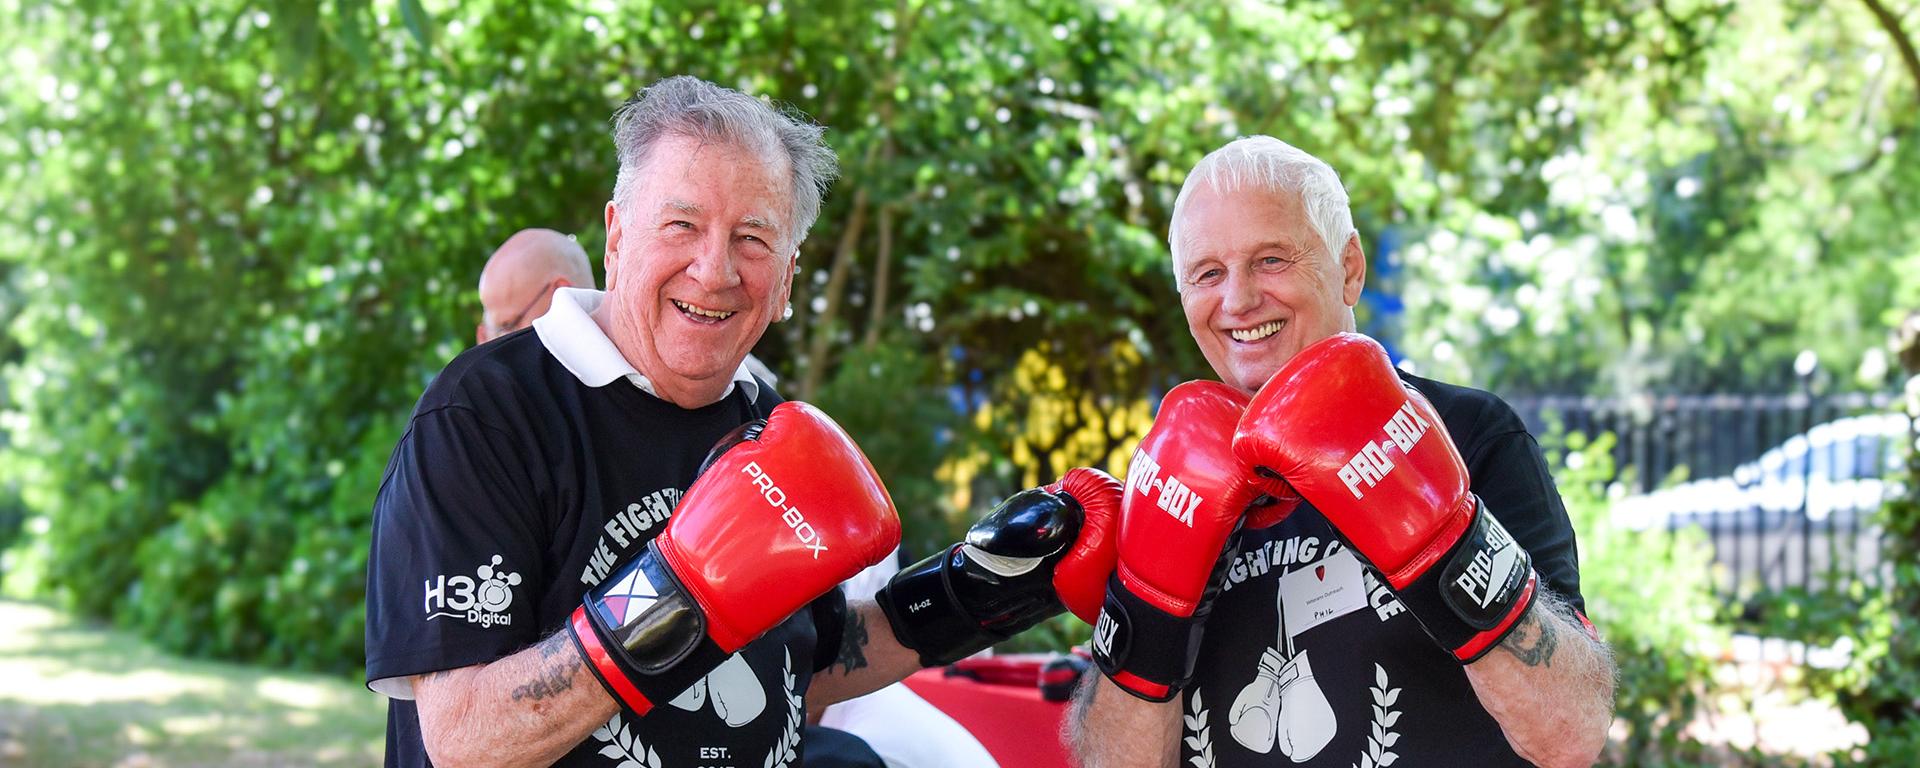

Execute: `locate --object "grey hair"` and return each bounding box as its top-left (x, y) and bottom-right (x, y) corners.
top-left (1168, 136), bottom-right (1355, 284)
top-left (610, 76), bottom-right (840, 252)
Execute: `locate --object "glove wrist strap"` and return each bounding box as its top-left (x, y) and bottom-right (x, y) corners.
top-left (881, 546), bottom-right (998, 667)
top-left (881, 489), bottom-right (1086, 668)
top-left (570, 544), bottom-right (731, 715)
top-left (1091, 574), bottom-right (1205, 702)
top-left (881, 545), bottom-right (1069, 668)
top-left (1394, 498), bottom-right (1539, 662)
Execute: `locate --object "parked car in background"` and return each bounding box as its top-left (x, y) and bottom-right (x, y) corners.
top-left (1613, 413), bottom-right (1910, 529)
top-left (1611, 412), bottom-right (1910, 595)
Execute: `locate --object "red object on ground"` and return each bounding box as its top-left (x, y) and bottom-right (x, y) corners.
top-left (944, 655), bottom-right (1045, 687)
top-left (902, 663), bottom-right (1074, 768)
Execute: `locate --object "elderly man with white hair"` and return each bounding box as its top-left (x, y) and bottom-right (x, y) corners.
top-left (1067, 136), bottom-right (1617, 768)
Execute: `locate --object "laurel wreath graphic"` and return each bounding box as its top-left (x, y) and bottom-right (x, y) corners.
top-left (761, 648), bottom-right (803, 768)
top-left (1351, 663), bottom-right (1402, 768)
top-left (591, 711), bottom-right (663, 768)
top-left (1182, 688), bottom-right (1217, 768)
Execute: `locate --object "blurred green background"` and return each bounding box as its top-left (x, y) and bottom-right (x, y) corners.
top-left (0, 0), bottom-right (1917, 765)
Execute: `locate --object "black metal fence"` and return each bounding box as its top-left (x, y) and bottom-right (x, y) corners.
top-left (1510, 391), bottom-right (1909, 603)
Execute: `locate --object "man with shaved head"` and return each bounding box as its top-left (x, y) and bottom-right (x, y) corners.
top-left (476, 228), bottom-right (596, 344)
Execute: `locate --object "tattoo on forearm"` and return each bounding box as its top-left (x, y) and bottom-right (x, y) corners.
top-left (1499, 608), bottom-right (1560, 668)
top-left (536, 630), bottom-right (573, 659)
top-left (512, 632), bottom-right (583, 702)
top-left (836, 609), bottom-right (871, 674)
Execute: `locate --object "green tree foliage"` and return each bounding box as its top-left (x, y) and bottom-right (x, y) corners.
top-left (0, 0), bottom-right (628, 668)
top-left (1396, 0), bottom-right (1920, 396)
top-left (0, 0), bottom-right (1907, 678)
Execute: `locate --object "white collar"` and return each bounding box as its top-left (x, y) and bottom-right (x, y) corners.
top-left (531, 287), bottom-right (760, 404)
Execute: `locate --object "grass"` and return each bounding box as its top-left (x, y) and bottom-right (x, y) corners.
top-left (0, 598), bottom-right (1871, 767)
top-left (0, 600), bottom-right (386, 767)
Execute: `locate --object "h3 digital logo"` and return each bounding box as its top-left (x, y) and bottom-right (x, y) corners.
top-left (425, 554), bottom-right (522, 628)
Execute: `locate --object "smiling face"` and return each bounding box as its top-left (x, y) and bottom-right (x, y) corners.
top-left (597, 133), bottom-right (796, 407)
top-left (1174, 182), bottom-right (1366, 394)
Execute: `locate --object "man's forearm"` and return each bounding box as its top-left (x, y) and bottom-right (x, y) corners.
top-left (1066, 674), bottom-right (1180, 768)
top-left (413, 630), bottom-right (619, 768)
top-left (1463, 587), bottom-right (1617, 768)
top-left (806, 600), bottom-right (928, 707)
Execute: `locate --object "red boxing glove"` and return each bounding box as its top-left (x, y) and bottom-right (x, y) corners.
top-left (1234, 333), bottom-right (1537, 662)
top-left (1049, 468), bottom-right (1123, 625)
top-left (569, 401), bottom-right (902, 716)
top-left (1093, 381), bottom-right (1296, 701)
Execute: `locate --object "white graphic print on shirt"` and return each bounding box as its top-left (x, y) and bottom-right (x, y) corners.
top-left (588, 646), bottom-right (799, 767)
top-left (1224, 547), bottom-right (1358, 759)
top-left (668, 652), bottom-right (769, 727)
top-left (1196, 540), bottom-right (1412, 766)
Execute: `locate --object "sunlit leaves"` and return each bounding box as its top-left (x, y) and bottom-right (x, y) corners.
top-left (1396, 0), bottom-right (1917, 396)
top-left (7, 0), bottom-right (1899, 670)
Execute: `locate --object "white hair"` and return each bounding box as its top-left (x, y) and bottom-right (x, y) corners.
top-left (1167, 136), bottom-right (1355, 283)
top-left (609, 76), bottom-right (839, 252)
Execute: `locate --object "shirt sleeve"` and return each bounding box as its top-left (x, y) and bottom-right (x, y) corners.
top-left (809, 586), bottom-right (850, 674)
top-left (365, 405), bottom-right (551, 697)
top-left (1465, 428), bottom-right (1587, 616)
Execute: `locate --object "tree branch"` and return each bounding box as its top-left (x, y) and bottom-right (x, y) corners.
top-left (863, 194), bottom-right (894, 349)
top-left (797, 0), bottom-right (918, 398)
top-left (1860, 0), bottom-right (1920, 109)
top-left (798, 179), bottom-right (869, 400)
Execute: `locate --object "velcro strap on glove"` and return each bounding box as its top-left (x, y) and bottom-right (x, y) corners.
top-left (1090, 575), bottom-right (1206, 702)
top-left (568, 549), bottom-right (731, 715)
top-left (879, 546), bottom-right (1013, 668)
top-left (1394, 498), bottom-right (1538, 663)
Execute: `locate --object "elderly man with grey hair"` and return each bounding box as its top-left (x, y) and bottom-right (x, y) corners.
top-left (365, 77), bottom-right (927, 768)
top-left (367, 75), bottom-right (1124, 768)
top-left (1067, 136), bottom-right (1617, 768)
